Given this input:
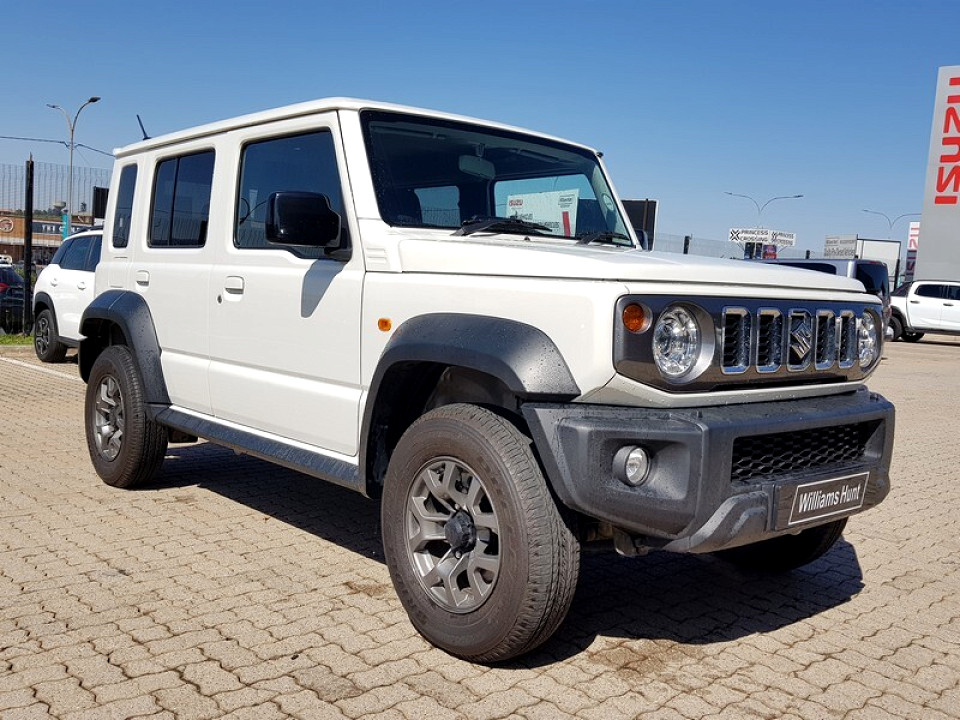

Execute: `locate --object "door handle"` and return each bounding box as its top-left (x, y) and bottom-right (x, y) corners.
top-left (136, 270), bottom-right (150, 286)
top-left (224, 276), bottom-right (245, 294)
top-left (909, 300), bottom-right (919, 304)
top-left (945, 302), bottom-right (955, 307)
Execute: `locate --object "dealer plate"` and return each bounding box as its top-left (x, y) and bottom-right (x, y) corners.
top-left (783, 471), bottom-right (868, 527)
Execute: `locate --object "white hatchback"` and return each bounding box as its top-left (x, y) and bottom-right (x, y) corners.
top-left (32, 228), bottom-right (102, 362)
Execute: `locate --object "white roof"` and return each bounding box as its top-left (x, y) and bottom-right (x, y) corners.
top-left (113, 97), bottom-right (595, 158)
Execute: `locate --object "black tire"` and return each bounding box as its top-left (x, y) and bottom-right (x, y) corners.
top-left (901, 331), bottom-right (924, 343)
top-left (888, 315), bottom-right (903, 342)
top-left (381, 403), bottom-right (579, 662)
top-left (716, 518), bottom-right (847, 573)
top-left (85, 345), bottom-right (168, 488)
top-left (34, 308), bottom-right (68, 363)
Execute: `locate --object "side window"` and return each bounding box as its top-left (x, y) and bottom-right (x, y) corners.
top-left (946, 285), bottom-right (960, 301)
top-left (59, 235), bottom-right (93, 271)
top-left (84, 235), bottom-right (102, 272)
top-left (112, 165), bottom-right (137, 248)
top-left (50, 237), bottom-right (73, 266)
top-left (150, 151), bottom-right (214, 248)
top-left (915, 284), bottom-right (944, 298)
top-left (235, 130), bottom-right (348, 258)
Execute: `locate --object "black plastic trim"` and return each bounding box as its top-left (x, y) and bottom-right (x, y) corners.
top-left (155, 408), bottom-right (362, 494)
top-left (79, 290), bottom-right (170, 405)
top-left (522, 388), bottom-right (894, 553)
top-left (359, 313), bottom-right (580, 493)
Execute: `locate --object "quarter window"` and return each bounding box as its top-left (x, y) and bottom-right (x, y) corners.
top-left (235, 130), bottom-right (348, 258)
top-left (150, 151), bottom-right (214, 248)
top-left (113, 165), bottom-right (137, 248)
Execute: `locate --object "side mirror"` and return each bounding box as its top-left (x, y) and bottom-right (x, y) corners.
top-left (265, 192), bottom-right (341, 248)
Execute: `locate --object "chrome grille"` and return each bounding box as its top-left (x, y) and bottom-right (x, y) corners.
top-left (731, 421), bottom-right (878, 484)
top-left (723, 306), bottom-right (861, 375)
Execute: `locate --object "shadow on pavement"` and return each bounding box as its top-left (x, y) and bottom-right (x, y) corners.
top-left (148, 441), bottom-right (864, 666)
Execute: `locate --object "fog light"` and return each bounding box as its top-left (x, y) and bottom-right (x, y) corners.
top-left (615, 446), bottom-right (651, 487)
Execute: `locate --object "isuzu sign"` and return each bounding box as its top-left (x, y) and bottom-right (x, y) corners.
top-left (917, 66), bottom-right (960, 281)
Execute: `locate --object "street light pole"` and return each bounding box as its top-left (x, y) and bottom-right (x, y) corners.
top-left (725, 192), bottom-right (805, 225)
top-left (724, 192), bottom-right (804, 258)
top-left (46, 96), bottom-right (100, 238)
top-left (861, 209), bottom-right (921, 238)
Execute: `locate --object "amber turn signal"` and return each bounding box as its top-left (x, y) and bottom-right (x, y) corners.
top-left (378, 318), bottom-right (392, 332)
top-left (622, 304), bottom-right (651, 333)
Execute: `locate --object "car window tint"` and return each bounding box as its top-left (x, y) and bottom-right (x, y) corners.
top-left (915, 284), bottom-right (943, 298)
top-left (855, 264), bottom-right (889, 300)
top-left (84, 235), bottom-right (102, 272)
top-left (946, 285), bottom-right (960, 301)
top-left (50, 237), bottom-right (73, 266)
top-left (235, 130), bottom-right (348, 258)
top-left (113, 165), bottom-right (138, 248)
top-left (150, 151), bottom-right (214, 248)
top-left (0, 267), bottom-right (23, 286)
top-left (60, 235), bottom-right (93, 271)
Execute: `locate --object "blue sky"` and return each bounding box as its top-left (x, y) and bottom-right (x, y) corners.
top-left (3, 1), bottom-right (957, 253)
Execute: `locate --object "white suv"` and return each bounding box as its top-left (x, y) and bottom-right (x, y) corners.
top-left (79, 98), bottom-right (894, 662)
top-left (33, 228), bottom-right (102, 362)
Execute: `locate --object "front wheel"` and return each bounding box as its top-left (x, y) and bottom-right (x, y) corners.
top-left (716, 518), bottom-right (847, 573)
top-left (85, 345), bottom-right (168, 488)
top-left (381, 404), bottom-right (579, 662)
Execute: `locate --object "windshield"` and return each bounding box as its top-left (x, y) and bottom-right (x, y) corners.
top-left (361, 110), bottom-right (633, 245)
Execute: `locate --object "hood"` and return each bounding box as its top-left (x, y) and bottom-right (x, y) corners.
top-left (394, 235), bottom-right (864, 293)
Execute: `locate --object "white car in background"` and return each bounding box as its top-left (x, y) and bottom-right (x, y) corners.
top-left (32, 228), bottom-right (102, 362)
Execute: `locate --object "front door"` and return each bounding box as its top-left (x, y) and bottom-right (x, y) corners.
top-left (207, 114), bottom-right (363, 457)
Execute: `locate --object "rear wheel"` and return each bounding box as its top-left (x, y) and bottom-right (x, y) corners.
top-left (381, 404), bottom-right (579, 662)
top-left (85, 345), bottom-right (168, 488)
top-left (34, 309), bottom-right (68, 363)
top-left (716, 518), bottom-right (847, 573)
top-left (901, 331), bottom-right (924, 343)
top-left (888, 315), bottom-right (903, 342)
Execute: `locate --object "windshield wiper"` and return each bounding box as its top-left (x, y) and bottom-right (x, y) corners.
top-left (454, 215), bottom-right (552, 237)
top-left (575, 231), bottom-right (633, 246)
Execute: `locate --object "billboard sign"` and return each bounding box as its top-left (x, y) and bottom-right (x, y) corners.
top-left (916, 66), bottom-right (960, 280)
top-left (824, 234), bottom-right (857, 258)
top-left (904, 221), bottom-right (920, 283)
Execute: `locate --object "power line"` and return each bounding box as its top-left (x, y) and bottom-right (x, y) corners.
top-left (0, 135), bottom-right (113, 158)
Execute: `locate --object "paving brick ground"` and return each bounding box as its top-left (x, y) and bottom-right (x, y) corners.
top-left (1, 336), bottom-right (959, 719)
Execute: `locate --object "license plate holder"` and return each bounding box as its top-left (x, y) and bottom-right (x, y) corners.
top-left (777, 471), bottom-right (869, 529)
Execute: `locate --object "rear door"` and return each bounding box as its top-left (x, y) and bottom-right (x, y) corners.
top-left (909, 283), bottom-right (945, 328)
top-left (941, 284), bottom-right (960, 331)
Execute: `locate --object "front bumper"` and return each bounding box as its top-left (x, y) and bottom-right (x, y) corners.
top-left (522, 388), bottom-right (894, 554)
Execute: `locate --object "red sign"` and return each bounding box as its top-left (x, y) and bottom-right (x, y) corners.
top-left (935, 76), bottom-right (960, 205)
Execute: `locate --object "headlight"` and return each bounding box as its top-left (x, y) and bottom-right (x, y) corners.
top-left (653, 305), bottom-right (701, 378)
top-left (858, 312), bottom-right (879, 367)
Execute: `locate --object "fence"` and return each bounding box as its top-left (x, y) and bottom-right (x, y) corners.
top-left (0, 161), bottom-right (110, 217)
top-left (652, 232), bottom-right (824, 260)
